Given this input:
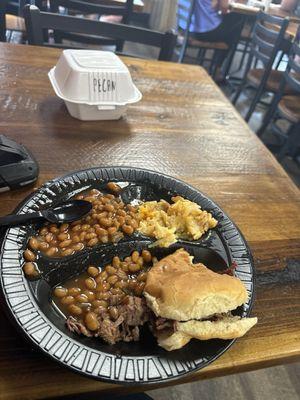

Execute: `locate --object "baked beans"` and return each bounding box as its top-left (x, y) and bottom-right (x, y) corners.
top-left (23, 183), bottom-right (139, 261)
top-left (22, 262), bottom-right (39, 278)
top-left (53, 249), bottom-right (154, 332)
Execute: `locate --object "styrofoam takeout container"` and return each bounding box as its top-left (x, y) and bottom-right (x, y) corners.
top-left (48, 50), bottom-right (142, 121)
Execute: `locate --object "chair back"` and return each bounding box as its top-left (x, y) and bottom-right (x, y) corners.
top-left (0, 0), bottom-right (7, 41)
top-left (0, 0), bottom-right (36, 41)
top-left (49, 0), bottom-right (134, 50)
top-left (7, 0), bottom-right (44, 16)
top-left (282, 38), bottom-right (300, 94)
top-left (24, 5), bottom-right (177, 61)
top-left (176, 0), bottom-right (195, 62)
top-left (50, 0), bottom-right (133, 24)
top-left (250, 12), bottom-right (289, 68)
top-left (4, 0), bottom-right (19, 15)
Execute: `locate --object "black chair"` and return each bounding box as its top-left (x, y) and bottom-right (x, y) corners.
top-left (0, 0), bottom-right (25, 41)
top-left (232, 12), bottom-right (290, 122)
top-left (256, 39), bottom-right (300, 161)
top-left (0, 0), bottom-right (7, 41)
top-left (177, 0), bottom-right (228, 76)
top-left (49, 0), bottom-right (134, 51)
top-left (24, 5), bottom-right (177, 61)
top-left (0, 0), bottom-right (44, 42)
top-left (227, 15), bottom-right (256, 79)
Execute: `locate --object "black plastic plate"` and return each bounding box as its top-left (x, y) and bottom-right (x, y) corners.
top-left (0, 167), bottom-right (255, 384)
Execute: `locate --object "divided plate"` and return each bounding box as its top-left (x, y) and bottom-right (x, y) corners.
top-left (0, 167), bottom-right (255, 384)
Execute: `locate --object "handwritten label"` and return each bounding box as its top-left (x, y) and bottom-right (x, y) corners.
top-left (93, 78), bottom-right (116, 93)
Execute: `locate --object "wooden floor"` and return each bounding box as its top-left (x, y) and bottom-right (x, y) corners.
top-left (147, 363), bottom-right (300, 400)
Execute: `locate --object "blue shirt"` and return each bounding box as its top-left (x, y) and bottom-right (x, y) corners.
top-left (178, 0), bottom-right (222, 33)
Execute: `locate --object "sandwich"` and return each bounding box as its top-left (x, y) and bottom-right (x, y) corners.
top-left (144, 249), bottom-right (257, 351)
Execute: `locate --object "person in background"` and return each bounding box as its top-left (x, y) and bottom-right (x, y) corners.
top-left (280, 0), bottom-right (299, 12)
top-left (178, 0), bottom-right (243, 79)
top-left (179, 0), bottom-right (241, 42)
top-left (280, 0), bottom-right (300, 63)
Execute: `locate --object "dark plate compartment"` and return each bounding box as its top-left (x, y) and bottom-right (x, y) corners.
top-left (0, 166), bottom-right (255, 384)
top-left (34, 240), bottom-right (230, 357)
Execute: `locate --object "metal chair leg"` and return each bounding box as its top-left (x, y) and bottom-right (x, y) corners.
top-left (237, 41), bottom-right (249, 72)
top-left (277, 124), bottom-right (299, 162)
top-left (209, 50), bottom-right (217, 75)
top-left (222, 42), bottom-right (238, 78)
top-left (196, 48), bottom-right (205, 64)
top-left (257, 94), bottom-right (282, 137)
top-left (245, 84), bottom-right (265, 122)
top-left (210, 50), bottom-right (220, 78)
top-left (178, 34), bottom-right (189, 63)
top-left (178, 46), bottom-right (187, 63)
top-left (232, 79), bottom-right (247, 105)
top-left (274, 51), bottom-right (284, 70)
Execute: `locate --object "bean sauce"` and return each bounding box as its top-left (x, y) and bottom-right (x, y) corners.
top-left (53, 250), bottom-right (154, 331)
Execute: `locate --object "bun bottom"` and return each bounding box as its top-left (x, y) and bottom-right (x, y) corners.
top-left (157, 331), bottom-right (192, 352)
top-left (157, 316), bottom-right (257, 351)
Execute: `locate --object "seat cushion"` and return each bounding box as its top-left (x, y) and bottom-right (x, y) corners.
top-left (188, 37), bottom-right (228, 50)
top-left (5, 15), bottom-right (25, 32)
top-left (247, 69), bottom-right (295, 94)
top-left (278, 95), bottom-right (300, 123)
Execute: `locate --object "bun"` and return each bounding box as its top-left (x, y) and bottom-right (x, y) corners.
top-left (156, 331), bottom-right (191, 351)
top-left (177, 316), bottom-right (258, 340)
top-left (144, 249), bottom-right (248, 321)
top-left (157, 316), bottom-right (257, 351)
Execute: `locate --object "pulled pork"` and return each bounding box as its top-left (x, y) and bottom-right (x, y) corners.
top-left (96, 296), bottom-right (150, 344)
top-left (148, 315), bottom-right (176, 339)
top-left (154, 317), bottom-right (176, 331)
top-left (66, 296), bottom-right (150, 345)
top-left (149, 312), bottom-right (234, 339)
top-left (66, 316), bottom-right (93, 337)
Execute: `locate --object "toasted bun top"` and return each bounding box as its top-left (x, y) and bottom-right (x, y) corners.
top-left (144, 249), bottom-right (248, 321)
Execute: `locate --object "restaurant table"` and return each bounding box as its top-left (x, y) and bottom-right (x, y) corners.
top-left (230, 1), bottom-right (300, 38)
top-left (230, 0), bottom-right (300, 20)
top-left (0, 42), bottom-right (299, 400)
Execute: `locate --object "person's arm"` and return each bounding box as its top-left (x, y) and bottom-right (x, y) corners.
top-left (280, 0), bottom-right (298, 12)
top-left (218, 0), bottom-right (230, 14)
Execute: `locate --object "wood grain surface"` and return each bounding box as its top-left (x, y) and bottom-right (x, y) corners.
top-left (230, 1), bottom-right (300, 38)
top-left (0, 43), bottom-right (299, 400)
top-left (231, 0), bottom-right (300, 19)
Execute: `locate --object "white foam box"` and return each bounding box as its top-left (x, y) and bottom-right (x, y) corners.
top-left (48, 50), bottom-right (142, 121)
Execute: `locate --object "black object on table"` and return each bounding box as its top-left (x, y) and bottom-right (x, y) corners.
top-left (0, 134), bottom-right (39, 192)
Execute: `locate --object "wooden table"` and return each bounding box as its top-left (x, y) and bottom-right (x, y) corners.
top-left (0, 42), bottom-right (299, 400)
top-left (230, 1), bottom-right (300, 38)
top-left (230, 0), bottom-right (299, 19)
